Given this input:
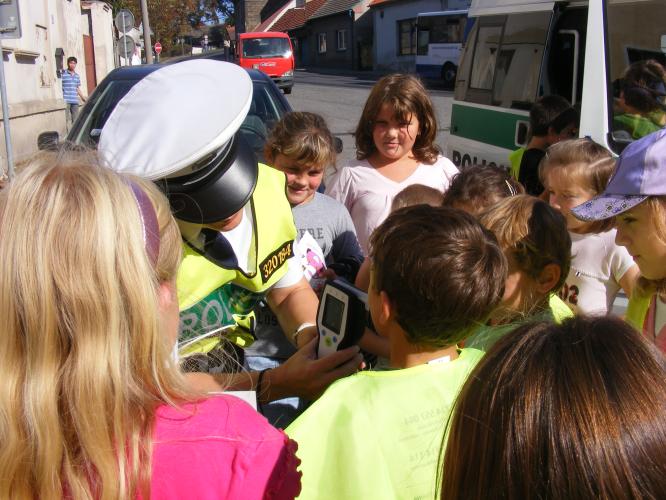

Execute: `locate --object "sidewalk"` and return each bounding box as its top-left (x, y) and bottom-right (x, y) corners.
top-left (296, 66), bottom-right (389, 80)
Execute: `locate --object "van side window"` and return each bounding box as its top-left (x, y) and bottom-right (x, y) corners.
top-left (470, 25), bottom-right (503, 90)
top-left (492, 12), bottom-right (550, 108)
top-left (458, 12), bottom-right (551, 109)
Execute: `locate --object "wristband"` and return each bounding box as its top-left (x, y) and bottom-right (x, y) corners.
top-left (256, 368), bottom-right (270, 409)
top-left (292, 322), bottom-right (316, 343)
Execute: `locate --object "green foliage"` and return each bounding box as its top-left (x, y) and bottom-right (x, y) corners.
top-left (109, 0), bottom-right (235, 52)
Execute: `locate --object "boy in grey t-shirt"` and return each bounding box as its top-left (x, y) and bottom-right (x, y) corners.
top-left (246, 112), bottom-right (363, 427)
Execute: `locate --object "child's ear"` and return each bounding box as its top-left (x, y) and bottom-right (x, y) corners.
top-left (535, 263), bottom-right (562, 295)
top-left (158, 280), bottom-right (176, 313)
top-left (378, 290), bottom-right (395, 324)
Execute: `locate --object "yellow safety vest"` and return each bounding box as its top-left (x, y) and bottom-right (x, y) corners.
top-left (464, 294), bottom-right (572, 352)
top-left (509, 147), bottom-right (525, 180)
top-left (286, 348), bottom-right (484, 500)
top-left (626, 289), bottom-right (652, 333)
top-left (177, 164), bottom-right (297, 353)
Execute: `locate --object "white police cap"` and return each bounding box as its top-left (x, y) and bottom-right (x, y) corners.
top-left (99, 59), bottom-right (252, 180)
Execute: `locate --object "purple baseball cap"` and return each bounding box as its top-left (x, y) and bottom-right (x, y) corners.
top-left (572, 129), bottom-right (666, 221)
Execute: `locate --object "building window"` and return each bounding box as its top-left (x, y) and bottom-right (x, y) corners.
top-left (397, 19), bottom-right (416, 56)
top-left (318, 33), bottom-right (327, 53)
top-left (337, 29), bottom-right (347, 51)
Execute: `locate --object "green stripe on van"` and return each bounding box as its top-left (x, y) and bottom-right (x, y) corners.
top-left (450, 103), bottom-right (528, 151)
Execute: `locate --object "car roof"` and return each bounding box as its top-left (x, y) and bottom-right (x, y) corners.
top-left (101, 62), bottom-right (272, 84)
top-left (240, 32), bottom-right (290, 38)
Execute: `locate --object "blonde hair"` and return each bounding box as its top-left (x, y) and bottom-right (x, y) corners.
top-left (636, 196), bottom-right (666, 295)
top-left (479, 195), bottom-right (571, 320)
top-left (264, 111), bottom-right (336, 170)
top-left (539, 138), bottom-right (616, 233)
top-left (391, 184), bottom-right (444, 211)
top-left (0, 150), bottom-right (191, 499)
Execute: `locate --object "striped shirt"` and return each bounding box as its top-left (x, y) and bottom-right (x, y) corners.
top-left (62, 70), bottom-right (81, 104)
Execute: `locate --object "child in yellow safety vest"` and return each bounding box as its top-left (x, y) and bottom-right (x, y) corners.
top-left (286, 205), bottom-right (507, 500)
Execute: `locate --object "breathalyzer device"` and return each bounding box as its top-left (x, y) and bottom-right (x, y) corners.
top-left (317, 279), bottom-right (368, 358)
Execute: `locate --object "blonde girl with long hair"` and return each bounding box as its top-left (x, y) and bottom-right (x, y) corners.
top-left (0, 151), bottom-right (301, 499)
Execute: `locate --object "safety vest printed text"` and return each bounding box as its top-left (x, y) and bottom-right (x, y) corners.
top-left (259, 240), bottom-right (294, 283)
top-left (179, 282), bottom-right (264, 342)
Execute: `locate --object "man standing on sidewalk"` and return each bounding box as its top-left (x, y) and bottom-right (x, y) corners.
top-left (62, 57), bottom-right (86, 126)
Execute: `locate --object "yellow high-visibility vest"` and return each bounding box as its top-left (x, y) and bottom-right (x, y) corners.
top-left (286, 348), bottom-right (484, 500)
top-left (509, 147), bottom-right (525, 180)
top-left (177, 164), bottom-right (297, 353)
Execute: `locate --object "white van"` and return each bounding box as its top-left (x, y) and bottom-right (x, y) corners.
top-left (447, 0), bottom-right (666, 169)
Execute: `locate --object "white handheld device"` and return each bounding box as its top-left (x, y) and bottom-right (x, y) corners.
top-left (317, 279), bottom-right (368, 358)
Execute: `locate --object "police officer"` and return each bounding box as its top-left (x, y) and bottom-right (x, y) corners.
top-left (99, 60), bottom-right (362, 402)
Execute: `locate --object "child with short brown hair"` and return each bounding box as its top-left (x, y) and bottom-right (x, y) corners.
top-left (287, 205), bottom-right (506, 500)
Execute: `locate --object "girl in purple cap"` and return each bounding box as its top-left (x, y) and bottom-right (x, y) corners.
top-left (572, 129), bottom-right (666, 354)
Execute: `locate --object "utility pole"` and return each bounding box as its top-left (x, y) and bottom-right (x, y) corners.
top-left (140, 0), bottom-right (153, 63)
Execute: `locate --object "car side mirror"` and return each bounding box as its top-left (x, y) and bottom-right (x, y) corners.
top-left (334, 136), bottom-right (343, 154)
top-left (37, 131), bottom-right (59, 150)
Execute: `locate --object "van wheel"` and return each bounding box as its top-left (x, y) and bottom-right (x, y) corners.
top-left (283, 87), bottom-right (292, 95)
top-left (441, 63), bottom-right (457, 90)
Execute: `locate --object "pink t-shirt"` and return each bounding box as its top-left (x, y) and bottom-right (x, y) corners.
top-left (325, 157), bottom-right (458, 253)
top-left (149, 395), bottom-right (301, 499)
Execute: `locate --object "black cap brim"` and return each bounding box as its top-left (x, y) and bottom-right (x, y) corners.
top-left (158, 133), bottom-right (259, 224)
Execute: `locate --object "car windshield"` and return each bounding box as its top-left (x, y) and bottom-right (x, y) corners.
top-left (68, 79), bottom-right (139, 147)
top-left (242, 38), bottom-right (291, 59)
top-left (606, 0), bottom-right (666, 153)
top-left (68, 74), bottom-right (288, 163)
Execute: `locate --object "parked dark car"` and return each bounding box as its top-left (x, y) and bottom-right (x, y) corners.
top-left (38, 63), bottom-right (292, 163)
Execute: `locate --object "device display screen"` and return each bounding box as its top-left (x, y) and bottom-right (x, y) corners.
top-left (322, 294), bottom-right (345, 333)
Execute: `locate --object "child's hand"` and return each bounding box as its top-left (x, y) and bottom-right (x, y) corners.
top-left (317, 268), bottom-right (339, 281)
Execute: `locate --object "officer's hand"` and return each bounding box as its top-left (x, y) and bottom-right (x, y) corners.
top-left (265, 337), bottom-right (363, 402)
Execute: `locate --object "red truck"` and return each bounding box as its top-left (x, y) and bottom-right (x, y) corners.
top-left (237, 32), bottom-right (295, 94)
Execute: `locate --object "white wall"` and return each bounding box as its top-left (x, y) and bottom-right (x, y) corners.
top-left (85, 1), bottom-right (115, 84)
top-left (372, 0), bottom-right (469, 72)
top-left (0, 0), bottom-right (114, 173)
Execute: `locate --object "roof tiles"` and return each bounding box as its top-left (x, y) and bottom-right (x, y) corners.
top-left (272, 0), bottom-right (329, 32)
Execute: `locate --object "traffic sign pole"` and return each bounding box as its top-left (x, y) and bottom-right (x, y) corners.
top-left (140, 0), bottom-right (153, 64)
top-left (0, 40), bottom-right (14, 180)
top-left (154, 42), bottom-right (162, 63)
top-left (122, 16), bottom-right (128, 64)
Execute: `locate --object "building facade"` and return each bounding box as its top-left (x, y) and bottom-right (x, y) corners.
top-left (370, 0), bottom-right (469, 72)
top-left (0, 0), bottom-right (114, 174)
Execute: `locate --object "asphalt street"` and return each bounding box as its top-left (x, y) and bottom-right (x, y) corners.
top-left (285, 68), bottom-right (453, 164)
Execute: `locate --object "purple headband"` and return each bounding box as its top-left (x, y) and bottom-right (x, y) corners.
top-left (129, 181), bottom-right (160, 267)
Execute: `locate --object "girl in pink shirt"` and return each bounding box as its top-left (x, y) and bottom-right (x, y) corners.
top-left (326, 74), bottom-right (458, 254)
top-left (0, 152), bottom-right (300, 499)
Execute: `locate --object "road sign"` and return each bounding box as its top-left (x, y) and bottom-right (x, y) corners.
top-left (0, 0), bottom-right (22, 40)
top-left (154, 42), bottom-right (162, 55)
top-left (115, 9), bottom-right (135, 34)
top-left (117, 35), bottom-right (136, 61)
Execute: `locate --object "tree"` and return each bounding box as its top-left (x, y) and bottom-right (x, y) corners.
top-left (109, 1), bottom-right (234, 52)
